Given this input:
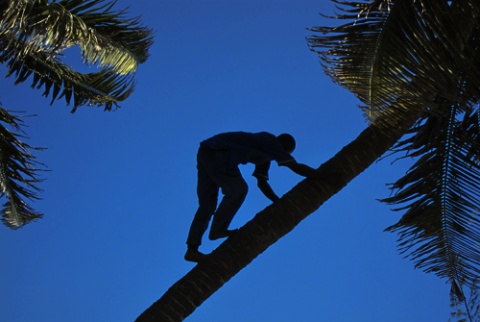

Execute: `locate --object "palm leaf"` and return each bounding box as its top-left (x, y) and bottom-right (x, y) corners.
top-left (383, 105), bottom-right (480, 288)
top-left (0, 34), bottom-right (135, 111)
top-left (0, 106), bottom-right (44, 229)
top-left (40, 0), bottom-right (152, 73)
top-left (307, 0), bottom-right (480, 126)
top-left (0, 0), bottom-right (153, 111)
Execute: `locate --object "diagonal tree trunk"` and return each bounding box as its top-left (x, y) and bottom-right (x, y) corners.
top-left (134, 2), bottom-right (479, 320)
top-left (135, 99), bottom-right (427, 322)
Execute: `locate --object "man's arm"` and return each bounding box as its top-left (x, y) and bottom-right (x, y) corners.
top-left (284, 160), bottom-right (318, 178)
top-left (256, 177), bottom-right (280, 202)
top-left (284, 161), bottom-right (339, 182)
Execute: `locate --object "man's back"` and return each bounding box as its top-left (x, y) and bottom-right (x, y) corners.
top-left (200, 131), bottom-right (294, 167)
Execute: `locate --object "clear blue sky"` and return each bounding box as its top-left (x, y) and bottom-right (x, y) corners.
top-left (1, 1), bottom-right (452, 321)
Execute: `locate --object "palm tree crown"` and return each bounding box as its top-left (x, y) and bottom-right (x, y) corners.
top-left (0, 0), bottom-right (153, 228)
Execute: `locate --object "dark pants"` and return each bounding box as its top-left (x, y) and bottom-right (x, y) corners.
top-left (186, 147), bottom-right (248, 248)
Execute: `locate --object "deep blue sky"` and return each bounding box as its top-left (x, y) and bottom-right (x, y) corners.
top-left (1, 1), bottom-right (451, 321)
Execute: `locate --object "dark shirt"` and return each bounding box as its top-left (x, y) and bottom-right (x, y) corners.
top-left (200, 131), bottom-right (295, 179)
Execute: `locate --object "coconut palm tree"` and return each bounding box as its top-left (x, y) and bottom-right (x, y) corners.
top-left (0, 0), bottom-right (152, 228)
top-left (135, 0), bottom-right (480, 321)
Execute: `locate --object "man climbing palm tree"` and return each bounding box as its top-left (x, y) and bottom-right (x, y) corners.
top-left (185, 131), bottom-right (321, 262)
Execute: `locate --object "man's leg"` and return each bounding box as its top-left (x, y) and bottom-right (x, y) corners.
top-left (208, 173), bottom-right (248, 239)
top-left (192, 148), bottom-right (248, 240)
top-left (186, 154), bottom-right (219, 249)
top-left (185, 149), bottom-right (221, 262)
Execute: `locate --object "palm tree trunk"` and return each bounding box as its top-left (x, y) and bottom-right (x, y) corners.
top-left (135, 103), bottom-right (426, 322)
top-left (135, 3), bottom-right (480, 320)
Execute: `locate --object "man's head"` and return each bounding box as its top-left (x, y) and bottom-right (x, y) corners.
top-left (277, 133), bottom-right (296, 154)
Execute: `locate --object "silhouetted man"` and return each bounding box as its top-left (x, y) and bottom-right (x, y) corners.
top-left (185, 131), bottom-right (319, 262)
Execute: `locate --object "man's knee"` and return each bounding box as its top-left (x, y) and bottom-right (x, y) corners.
top-left (221, 179), bottom-right (247, 199)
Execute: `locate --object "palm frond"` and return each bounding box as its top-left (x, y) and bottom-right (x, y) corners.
top-left (0, 106), bottom-right (44, 229)
top-left (0, 33), bottom-right (134, 111)
top-left (1, 0), bottom-right (152, 72)
top-left (383, 104), bottom-right (480, 288)
top-left (307, 0), bottom-right (480, 127)
top-left (45, 0), bottom-right (152, 73)
top-left (0, 0), bottom-right (153, 111)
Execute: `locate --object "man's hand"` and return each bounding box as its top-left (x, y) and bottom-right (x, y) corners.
top-left (256, 177), bottom-right (280, 202)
